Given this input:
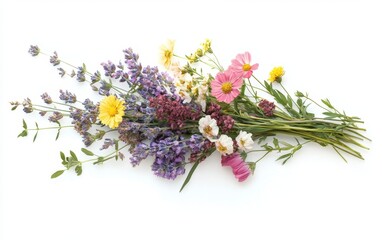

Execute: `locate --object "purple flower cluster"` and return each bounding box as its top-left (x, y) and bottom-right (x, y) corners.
top-left (123, 48), bottom-right (176, 99)
top-left (150, 131), bottom-right (187, 180)
top-left (41, 93), bottom-right (52, 104)
top-left (50, 51), bottom-right (60, 66)
top-left (149, 94), bottom-right (201, 130)
top-left (69, 98), bottom-right (99, 146)
top-left (258, 99), bottom-right (276, 117)
top-left (206, 103), bottom-right (235, 133)
top-left (59, 90), bottom-right (77, 103)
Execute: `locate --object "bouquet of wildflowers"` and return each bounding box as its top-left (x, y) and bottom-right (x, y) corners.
top-left (11, 40), bottom-right (369, 191)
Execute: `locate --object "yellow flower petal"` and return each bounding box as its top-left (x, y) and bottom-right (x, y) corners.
top-left (98, 95), bottom-right (125, 129)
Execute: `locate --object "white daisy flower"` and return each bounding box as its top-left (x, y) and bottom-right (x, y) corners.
top-left (198, 115), bottom-right (219, 141)
top-left (236, 131), bottom-right (255, 152)
top-left (215, 134), bottom-right (234, 155)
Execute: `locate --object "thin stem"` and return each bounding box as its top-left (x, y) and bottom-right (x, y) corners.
top-left (27, 125), bottom-right (74, 131)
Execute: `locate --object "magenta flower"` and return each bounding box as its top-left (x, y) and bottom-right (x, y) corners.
top-left (229, 52), bottom-right (259, 78)
top-left (221, 152), bottom-right (251, 182)
top-left (211, 71), bottom-right (243, 103)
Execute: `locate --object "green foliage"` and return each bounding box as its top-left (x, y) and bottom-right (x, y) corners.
top-left (51, 170), bottom-right (65, 178)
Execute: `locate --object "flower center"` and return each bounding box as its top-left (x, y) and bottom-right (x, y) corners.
top-left (164, 50), bottom-right (172, 58)
top-left (217, 143), bottom-right (227, 153)
top-left (221, 82), bottom-right (233, 94)
top-left (240, 139), bottom-right (246, 146)
top-left (203, 125), bottom-right (212, 136)
top-left (108, 106), bottom-right (118, 117)
top-left (242, 63), bottom-right (251, 71)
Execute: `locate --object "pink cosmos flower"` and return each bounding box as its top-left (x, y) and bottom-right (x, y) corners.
top-left (229, 52), bottom-right (259, 78)
top-left (221, 152), bottom-right (251, 182)
top-left (211, 71), bottom-right (243, 103)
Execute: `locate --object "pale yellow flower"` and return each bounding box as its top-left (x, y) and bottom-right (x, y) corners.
top-left (98, 95), bottom-right (125, 129)
top-left (160, 40), bottom-right (175, 69)
top-left (202, 39), bottom-right (212, 54)
top-left (269, 66), bottom-right (285, 83)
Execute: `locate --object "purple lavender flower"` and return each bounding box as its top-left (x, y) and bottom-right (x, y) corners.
top-left (99, 80), bottom-right (111, 96)
top-left (69, 101), bottom-right (98, 137)
top-left (100, 138), bottom-right (114, 150)
top-left (22, 98), bottom-right (33, 113)
top-left (130, 142), bottom-right (150, 166)
top-left (76, 65), bottom-right (86, 82)
top-left (48, 111), bottom-right (63, 123)
top-left (187, 134), bottom-right (205, 153)
top-left (91, 71), bottom-right (101, 84)
top-left (150, 131), bottom-right (187, 180)
top-left (50, 51), bottom-right (60, 66)
top-left (82, 132), bottom-right (95, 147)
top-left (101, 61), bottom-right (116, 78)
top-left (28, 45), bottom-right (40, 56)
top-left (57, 68), bottom-right (66, 77)
top-left (59, 90), bottom-right (77, 103)
top-left (123, 48), bottom-right (175, 99)
top-left (41, 92), bottom-right (52, 104)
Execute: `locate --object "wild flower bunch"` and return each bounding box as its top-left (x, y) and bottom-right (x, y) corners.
top-left (11, 40), bottom-right (369, 191)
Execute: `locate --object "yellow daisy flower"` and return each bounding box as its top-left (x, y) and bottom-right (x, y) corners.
top-left (269, 66), bottom-right (285, 83)
top-left (160, 40), bottom-right (175, 69)
top-left (98, 95), bottom-right (125, 129)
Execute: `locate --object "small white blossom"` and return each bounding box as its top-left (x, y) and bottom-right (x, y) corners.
top-left (215, 135), bottom-right (234, 155)
top-left (236, 131), bottom-right (255, 152)
top-left (198, 115), bottom-right (219, 141)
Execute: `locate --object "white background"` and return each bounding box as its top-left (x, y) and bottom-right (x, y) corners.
top-left (1, 0), bottom-right (381, 239)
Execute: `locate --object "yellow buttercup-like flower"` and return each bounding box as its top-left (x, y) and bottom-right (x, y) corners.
top-left (269, 66), bottom-right (285, 83)
top-left (160, 40), bottom-right (175, 69)
top-left (98, 95), bottom-right (125, 129)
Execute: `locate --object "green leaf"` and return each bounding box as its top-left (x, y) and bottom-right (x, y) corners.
top-left (18, 130), bottom-right (28, 138)
top-left (287, 96), bottom-right (293, 108)
top-left (81, 148), bottom-right (94, 156)
top-left (11, 105), bottom-right (18, 111)
top-left (273, 138), bottom-right (280, 149)
top-left (323, 112), bottom-right (341, 119)
top-left (75, 165), bottom-right (82, 176)
top-left (247, 162), bottom-right (256, 173)
top-left (22, 119), bottom-right (27, 129)
top-left (321, 99), bottom-right (334, 109)
top-left (297, 98), bottom-right (303, 107)
top-left (295, 91), bottom-right (304, 97)
top-left (70, 151), bottom-right (78, 162)
top-left (55, 129), bottom-right (60, 140)
top-left (277, 153), bottom-right (291, 160)
top-left (240, 151), bottom-right (248, 161)
top-left (51, 170), bottom-right (65, 178)
top-left (60, 151), bottom-right (65, 161)
top-left (33, 131), bottom-right (38, 142)
top-left (179, 160), bottom-right (200, 192)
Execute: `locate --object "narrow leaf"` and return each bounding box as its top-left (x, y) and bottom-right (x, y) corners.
top-left (75, 165), bottom-right (83, 176)
top-left (70, 151), bottom-right (78, 161)
top-left (51, 170), bottom-right (65, 178)
top-left (179, 160), bottom-right (200, 192)
top-left (33, 131), bottom-right (38, 142)
top-left (81, 148), bottom-right (94, 156)
top-left (60, 152), bottom-right (65, 161)
top-left (55, 129), bottom-right (60, 140)
top-left (17, 130), bottom-right (28, 138)
top-left (22, 119), bottom-right (27, 129)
